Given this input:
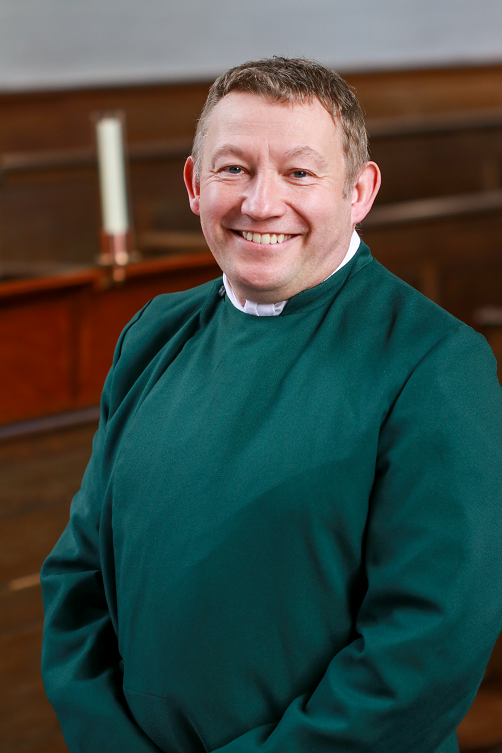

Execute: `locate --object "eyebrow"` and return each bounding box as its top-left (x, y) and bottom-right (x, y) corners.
top-left (282, 146), bottom-right (329, 170)
top-left (210, 144), bottom-right (248, 166)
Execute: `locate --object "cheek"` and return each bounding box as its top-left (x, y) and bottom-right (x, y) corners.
top-left (198, 191), bottom-right (219, 222)
top-left (314, 195), bottom-right (350, 229)
top-left (291, 188), bottom-right (343, 227)
top-left (200, 182), bottom-right (241, 218)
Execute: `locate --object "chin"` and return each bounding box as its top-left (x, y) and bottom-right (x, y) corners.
top-left (232, 264), bottom-right (293, 299)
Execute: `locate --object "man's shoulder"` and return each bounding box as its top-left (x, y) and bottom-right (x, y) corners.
top-left (142, 276), bottom-right (221, 327)
top-left (358, 254), bottom-right (468, 337)
top-left (346, 253), bottom-right (500, 420)
top-left (112, 276), bottom-right (221, 371)
top-left (349, 252), bottom-right (492, 369)
top-left (101, 277), bottom-right (222, 417)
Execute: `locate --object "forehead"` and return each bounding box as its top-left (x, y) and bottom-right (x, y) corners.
top-left (202, 91), bottom-right (342, 164)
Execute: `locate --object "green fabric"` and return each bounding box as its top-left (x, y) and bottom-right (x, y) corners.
top-left (41, 242), bottom-right (502, 753)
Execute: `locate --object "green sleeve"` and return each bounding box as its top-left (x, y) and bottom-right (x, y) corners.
top-left (41, 304), bottom-right (162, 753)
top-left (212, 327), bottom-right (502, 753)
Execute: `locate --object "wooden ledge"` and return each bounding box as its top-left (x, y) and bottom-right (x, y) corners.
top-left (0, 265), bottom-right (97, 300)
top-left (365, 189), bottom-right (502, 228)
top-left (0, 137), bottom-right (193, 174)
top-left (0, 252), bottom-right (219, 302)
top-left (0, 405), bottom-right (100, 442)
top-left (122, 251), bottom-right (217, 279)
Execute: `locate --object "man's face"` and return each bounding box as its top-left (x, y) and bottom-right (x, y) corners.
top-left (185, 91), bottom-right (361, 303)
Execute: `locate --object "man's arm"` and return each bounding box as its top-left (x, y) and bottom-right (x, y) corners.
top-left (41, 306), bottom-right (162, 753)
top-left (211, 326), bottom-right (502, 753)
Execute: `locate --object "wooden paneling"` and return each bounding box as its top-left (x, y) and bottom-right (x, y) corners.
top-left (0, 254), bottom-right (220, 425)
top-left (0, 623), bottom-right (68, 753)
top-left (0, 151), bottom-right (200, 265)
top-left (0, 423), bottom-right (96, 577)
top-left (457, 685), bottom-right (502, 751)
top-left (0, 166), bottom-right (101, 264)
top-left (130, 155), bottom-right (199, 234)
top-left (0, 82), bottom-right (211, 152)
top-left (371, 119), bottom-right (502, 204)
top-left (0, 292), bottom-right (76, 421)
top-left (346, 65), bottom-right (502, 118)
top-left (0, 422), bottom-right (97, 753)
top-left (0, 81), bottom-right (210, 265)
top-left (1, 64), bottom-right (502, 155)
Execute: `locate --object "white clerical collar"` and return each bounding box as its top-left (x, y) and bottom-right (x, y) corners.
top-left (223, 230), bottom-right (361, 317)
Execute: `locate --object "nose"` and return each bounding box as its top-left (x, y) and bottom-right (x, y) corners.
top-left (240, 170), bottom-right (285, 220)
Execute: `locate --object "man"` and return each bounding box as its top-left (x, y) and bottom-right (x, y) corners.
top-left (41, 58), bottom-right (502, 753)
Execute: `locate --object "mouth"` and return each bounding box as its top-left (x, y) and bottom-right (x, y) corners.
top-left (235, 231), bottom-right (294, 245)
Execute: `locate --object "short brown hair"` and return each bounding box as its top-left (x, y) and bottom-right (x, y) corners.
top-left (192, 57), bottom-right (369, 194)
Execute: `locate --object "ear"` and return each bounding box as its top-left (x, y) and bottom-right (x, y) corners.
top-left (350, 161), bottom-right (381, 225)
top-left (183, 156), bottom-right (201, 216)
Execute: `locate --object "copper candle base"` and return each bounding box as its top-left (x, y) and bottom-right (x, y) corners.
top-left (98, 231), bottom-right (129, 264)
top-left (97, 231), bottom-right (140, 282)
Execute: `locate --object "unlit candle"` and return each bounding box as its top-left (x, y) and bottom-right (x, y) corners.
top-left (96, 117), bottom-right (129, 234)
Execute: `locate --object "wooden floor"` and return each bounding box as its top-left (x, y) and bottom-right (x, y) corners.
top-left (0, 421), bottom-right (501, 752)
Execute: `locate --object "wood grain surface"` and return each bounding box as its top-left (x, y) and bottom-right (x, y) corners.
top-left (0, 423), bottom-right (98, 753)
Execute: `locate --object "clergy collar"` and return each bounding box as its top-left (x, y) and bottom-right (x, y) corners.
top-left (223, 230), bottom-right (361, 317)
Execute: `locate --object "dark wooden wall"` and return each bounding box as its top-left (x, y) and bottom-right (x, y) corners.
top-left (0, 423), bottom-right (98, 753)
top-left (0, 81), bottom-right (207, 266)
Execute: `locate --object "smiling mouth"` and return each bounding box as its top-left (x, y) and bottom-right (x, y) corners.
top-left (236, 231), bottom-right (294, 245)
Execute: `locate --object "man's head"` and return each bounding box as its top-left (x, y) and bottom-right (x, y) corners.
top-left (192, 57), bottom-right (369, 197)
top-left (184, 57), bottom-right (380, 304)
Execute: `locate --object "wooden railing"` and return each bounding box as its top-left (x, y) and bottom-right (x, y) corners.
top-left (0, 137), bottom-right (193, 174)
top-left (365, 188), bottom-right (502, 227)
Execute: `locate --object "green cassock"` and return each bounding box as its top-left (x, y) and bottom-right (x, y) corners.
top-left (41, 241), bottom-right (502, 753)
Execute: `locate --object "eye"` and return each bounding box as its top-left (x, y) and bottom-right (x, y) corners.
top-left (291, 169), bottom-right (310, 179)
top-left (224, 165), bottom-right (243, 174)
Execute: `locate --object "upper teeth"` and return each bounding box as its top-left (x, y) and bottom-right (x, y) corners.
top-left (240, 232), bottom-right (292, 245)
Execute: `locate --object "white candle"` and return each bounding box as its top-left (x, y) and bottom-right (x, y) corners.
top-left (96, 117), bottom-right (129, 234)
